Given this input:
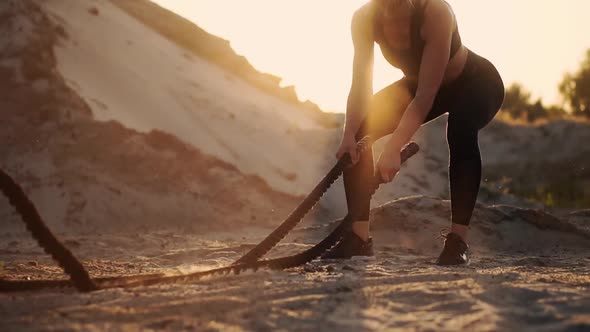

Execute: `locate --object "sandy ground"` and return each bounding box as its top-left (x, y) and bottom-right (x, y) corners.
top-left (2, 197), bottom-right (589, 331)
top-left (3, 248), bottom-right (588, 332)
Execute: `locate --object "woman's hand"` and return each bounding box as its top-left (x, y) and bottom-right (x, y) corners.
top-left (375, 141), bottom-right (401, 183)
top-left (335, 133), bottom-right (360, 165)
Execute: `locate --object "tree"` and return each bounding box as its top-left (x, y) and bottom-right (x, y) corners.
top-left (559, 49), bottom-right (590, 117)
top-left (502, 83), bottom-right (532, 119)
top-left (501, 83), bottom-right (566, 122)
top-left (527, 99), bottom-right (547, 122)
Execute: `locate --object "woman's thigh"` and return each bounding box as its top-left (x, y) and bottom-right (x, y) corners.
top-left (356, 77), bottom-right (453, 141)
top-left (447, 52), bottom-right (505, 130)
top-left (356, 78), bottom-right (415, 140)
top-left (446, 82), bottom-right (503, 131)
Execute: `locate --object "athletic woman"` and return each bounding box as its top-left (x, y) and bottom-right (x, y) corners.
top-left (322, 0), bottom-right (504, 265)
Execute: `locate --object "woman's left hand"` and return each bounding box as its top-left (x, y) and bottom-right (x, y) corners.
top-left (375, 142), bottom-right (402, 183)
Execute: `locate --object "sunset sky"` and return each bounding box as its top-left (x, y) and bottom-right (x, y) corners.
top-left (154, 0), bottom-right (590, 112)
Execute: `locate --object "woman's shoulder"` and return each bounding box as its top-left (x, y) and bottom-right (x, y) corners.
top-left (351, 2), bottom-right (376, 37)
top-left (353, 1), bottom-right (376, 22)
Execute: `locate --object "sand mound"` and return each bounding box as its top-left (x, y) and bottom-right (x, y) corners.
top-left (367, 196), bottom-right (590, 255)
top-left (0, 0), bottom-right (304, 236)
top-left (36, 0), bottom-right (465, 214)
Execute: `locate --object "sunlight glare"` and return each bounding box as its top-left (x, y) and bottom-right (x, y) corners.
top-left (153, 0), bottom-right (590, 112)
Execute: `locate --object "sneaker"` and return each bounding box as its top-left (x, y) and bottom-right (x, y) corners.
top-left (321, 230), bottom-right (374, 260)
top-left (436, 232), bottom-right (470, 266)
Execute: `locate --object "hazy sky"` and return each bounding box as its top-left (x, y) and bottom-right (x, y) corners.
top-left (154, 0), bottom-right (590, 112)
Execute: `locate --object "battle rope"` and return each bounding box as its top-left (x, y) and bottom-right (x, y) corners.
top-left (0, 169), bottom-right (97, 292)
top-left (233, 136), bottom-right (373, 264)
top-left (0, 139), bottom-right (419, 292)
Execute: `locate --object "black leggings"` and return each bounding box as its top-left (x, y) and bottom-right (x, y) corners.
top-left (344, 49), bottom-right (504, 225)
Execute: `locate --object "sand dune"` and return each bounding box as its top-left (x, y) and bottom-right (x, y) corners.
top-left (0, 0), bottom-right (305, 237)
top-left (1, 0), bottom-right (589, 331)
top-left (37, 0), bottom-right (462, 214)
top-left (41, 0), bottom-right (333, 196)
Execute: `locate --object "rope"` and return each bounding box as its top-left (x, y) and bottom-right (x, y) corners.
top-left (0, 139), bottom-right (419, 291)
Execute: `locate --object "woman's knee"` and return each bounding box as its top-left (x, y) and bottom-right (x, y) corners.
top-left (363, 80), bottom-right (414, 138)
top-left (446, 124), bottom-right (480, 161)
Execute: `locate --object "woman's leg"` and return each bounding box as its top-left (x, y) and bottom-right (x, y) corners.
top-left (436, 110), bottom-right (492, 265)
top-left (437, 53), bottom-right (504, 265)
top-left (321, 80), bottom-right (417, 259)
top-left (445, 53), bottom-right (505, 240)
top-left (446, 116), bottom-right (482, 240)
top-left (342, 78), bottom-right (442, 240)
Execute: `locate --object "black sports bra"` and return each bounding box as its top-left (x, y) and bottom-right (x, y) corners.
top-left (373, 0), bottom-right (462, 77)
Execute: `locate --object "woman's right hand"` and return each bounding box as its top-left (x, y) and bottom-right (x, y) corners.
top-left (335, 133), bottom-right (360, 165)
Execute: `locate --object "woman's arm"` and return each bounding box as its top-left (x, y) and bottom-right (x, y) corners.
top-left (343, 8), bottom-right (374, 138)
top-left (386, 0), bottom-right (454, 150)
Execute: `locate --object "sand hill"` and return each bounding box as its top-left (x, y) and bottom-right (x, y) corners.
top-left (1, 1), bottom-right (588, 331)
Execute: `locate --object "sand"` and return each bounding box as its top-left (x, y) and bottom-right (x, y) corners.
top-left (1, 1), bottom-right (589, 331)
top-left (1, 197), bottom-right (589, 331)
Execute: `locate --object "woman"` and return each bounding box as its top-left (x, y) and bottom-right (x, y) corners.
top-left (322, 0), bottom-right (504, 265)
